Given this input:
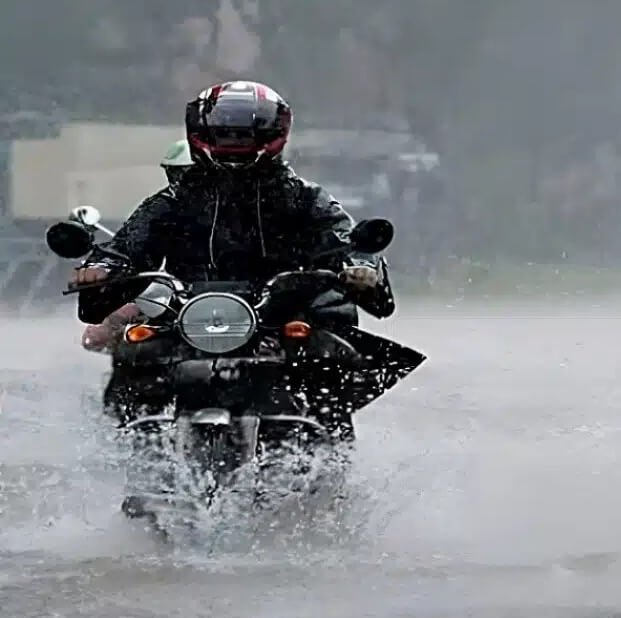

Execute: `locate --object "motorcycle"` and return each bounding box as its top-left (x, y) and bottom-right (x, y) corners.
top-left (46, 206), bottom-right (427, 530)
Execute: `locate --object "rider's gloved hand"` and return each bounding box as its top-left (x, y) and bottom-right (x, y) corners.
top-left (70, 265), bottom-right (110, 287)
top-left (338, 265), bottom-right (379, 292)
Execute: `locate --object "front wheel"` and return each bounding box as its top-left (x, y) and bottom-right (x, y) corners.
top-left (174, 417), bottom-right (235, 504)
top-left (120, 417), bottom-right (232, 531)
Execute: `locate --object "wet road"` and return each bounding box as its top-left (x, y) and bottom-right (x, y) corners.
top-left (2, 296), bottom-right (621, 617)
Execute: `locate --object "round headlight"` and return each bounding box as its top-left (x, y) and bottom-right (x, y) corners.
top-left (178, 293), bottom-right (256, 354)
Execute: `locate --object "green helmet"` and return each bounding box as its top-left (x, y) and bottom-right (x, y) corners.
top-left (160, 139), bottom-right (193, 168)
top-left (161, 140), bottom-right (193, 189)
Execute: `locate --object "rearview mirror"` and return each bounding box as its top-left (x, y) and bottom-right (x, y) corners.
top-left (70, 205), bottom-right (102, 227)
top-left (46, 221), bottom-right (95, 259)
top-left (350, 218), bottom-right (394, 254)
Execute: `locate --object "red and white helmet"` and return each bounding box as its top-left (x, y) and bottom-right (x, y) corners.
top-left (185, 80), bottom-right (293, 169)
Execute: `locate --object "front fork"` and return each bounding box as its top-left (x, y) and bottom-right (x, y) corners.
top-left (174, 412), bottom-right (260, 490)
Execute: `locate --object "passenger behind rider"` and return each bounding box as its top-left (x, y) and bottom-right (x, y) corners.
top-left (81, 139), bottom-right (194, 354)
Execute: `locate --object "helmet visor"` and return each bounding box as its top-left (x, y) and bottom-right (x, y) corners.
top-left (207, 99), bottom-right (255, 128)
top-left (210, 126), bottom-right (256, 150)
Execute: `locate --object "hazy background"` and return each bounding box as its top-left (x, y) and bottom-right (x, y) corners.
top-left (3, 0), bottom-right (621, 311)
top-left (3, 4), bottom-right (621, 616)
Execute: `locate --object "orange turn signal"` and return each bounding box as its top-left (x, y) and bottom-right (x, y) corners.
top-left (283, 320), bottom-right (312, 339)
top-left (125, 324), bottom-right (157, 343)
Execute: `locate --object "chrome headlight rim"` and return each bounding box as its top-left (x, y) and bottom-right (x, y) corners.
top-left (177, 292), bottom-right (257, 354)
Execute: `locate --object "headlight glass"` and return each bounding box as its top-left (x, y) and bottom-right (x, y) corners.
top-left (178, 293), bottom-right (256, 353)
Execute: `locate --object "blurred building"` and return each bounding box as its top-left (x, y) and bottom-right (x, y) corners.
top-left (2, 123), bottom-right (439, 310)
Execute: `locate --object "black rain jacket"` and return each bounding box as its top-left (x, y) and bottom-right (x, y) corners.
top-left (77, 160), bottom-right (395, 324)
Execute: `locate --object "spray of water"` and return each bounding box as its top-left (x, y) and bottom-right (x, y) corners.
top-left (0, 314), bottom-right (402, 566)
top-left (5, 303), bottom-right (621, 616)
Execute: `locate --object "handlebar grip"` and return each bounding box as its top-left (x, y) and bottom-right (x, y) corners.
top-left (62, 275), bottom-right (132, 295)
top-left (63, 280), bottom-right (105, 295)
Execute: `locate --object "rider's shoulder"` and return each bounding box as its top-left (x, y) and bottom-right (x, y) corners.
top-left (140, 187), bottom-right (178, 209)
top-left (123, 187), bottom-right (177, 223)
top-left (269, 161), bottom-right (327, 200)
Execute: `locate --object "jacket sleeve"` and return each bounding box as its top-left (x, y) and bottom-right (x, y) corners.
top-left (345, 253), bottom-right (396, 318)
top-left (77, 192), bottom-right (173, 324)
top-left (302, 183), bottom-right (396, 319)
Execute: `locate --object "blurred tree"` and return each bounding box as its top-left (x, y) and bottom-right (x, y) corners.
top-left (4, 0), bottom-right (621, 262)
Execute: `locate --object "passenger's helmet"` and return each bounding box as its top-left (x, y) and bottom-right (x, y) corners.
top-left (185, 81), bottom-right (293, 169)
top-left (160, 139), bottom-right (193, 188)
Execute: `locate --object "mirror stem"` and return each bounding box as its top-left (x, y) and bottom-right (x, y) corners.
top-left (94, 222), bottom-right (115, 238)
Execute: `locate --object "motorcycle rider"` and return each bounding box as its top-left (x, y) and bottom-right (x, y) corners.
top-left (72, 80), bottom-right (396, 435)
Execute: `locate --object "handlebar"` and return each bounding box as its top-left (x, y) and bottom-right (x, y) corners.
top-left (65, 268), bottom-right (341, 296)
top-left (63, 271), bottom-right (186, 296)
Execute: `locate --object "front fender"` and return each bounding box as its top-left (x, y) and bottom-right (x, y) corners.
top-left (173, 358), bottom-right (284, 412)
